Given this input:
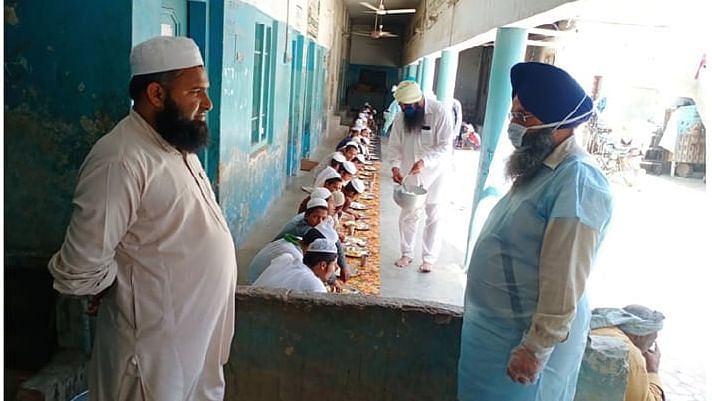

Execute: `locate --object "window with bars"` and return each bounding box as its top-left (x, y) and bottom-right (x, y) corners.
top-left (251, 23), bottom-right (273, 147)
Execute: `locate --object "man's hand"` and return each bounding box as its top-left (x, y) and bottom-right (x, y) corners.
top-left (643, 342), bottom-right (661, 373)
top-left (409, 159), bottom-right (425, 175)
top-left (506, 345), bottom-right (545, 385)
top-left (391, 167), bottom-right (404, 184)
top-left (340, 264), bottom-right (352, 283)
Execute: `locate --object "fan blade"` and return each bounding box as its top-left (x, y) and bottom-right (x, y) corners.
top-left (359, 2), bottom-right (379, 11)
top-left (384, 9), bottom-right (416, 14)
top-left (381, 32), bottom-right (399, 37)
top-left (352, 32), bottom-right (373, 37)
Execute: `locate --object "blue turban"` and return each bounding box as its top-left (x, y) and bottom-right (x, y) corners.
top-left (510, 62), bottom-right (593, 129)
top-left (590, 307), bottom-right (665, 336)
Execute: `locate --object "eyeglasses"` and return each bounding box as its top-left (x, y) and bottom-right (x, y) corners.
top-left (508, 111), bottom-right (534, 122)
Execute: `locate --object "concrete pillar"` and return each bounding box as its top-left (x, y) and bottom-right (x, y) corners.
top-left (465, 27), bottom-right (528, 267)
top-left (436, 49), bottom-right (459, 102)
top-left (405, 64), bottom-right (418, 81)
top-left (420, 56), bottom-right (436, 95)
top-left (415, 60), bottom-right (423, 85)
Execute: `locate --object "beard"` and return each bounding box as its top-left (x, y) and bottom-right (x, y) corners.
top-left (505, 128), bottom-right (556, 189)
top-left (155, 95), bottom-right (209, 153)
top-left (403, 105), bottom-right (425, 133)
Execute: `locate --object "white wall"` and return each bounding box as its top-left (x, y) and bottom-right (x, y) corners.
top-left (402, 0), bottom-right (578, 63)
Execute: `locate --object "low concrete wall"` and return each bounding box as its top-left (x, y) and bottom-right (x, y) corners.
top-left (226, 287), bottom-right (464, 401)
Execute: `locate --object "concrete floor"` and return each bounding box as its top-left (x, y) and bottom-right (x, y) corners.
top-left (236, 127), bottom-right (474, 306)
top-left (236, 128), bottom-right (710, 400)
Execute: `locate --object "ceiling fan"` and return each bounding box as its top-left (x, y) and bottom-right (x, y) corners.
top-left (352, 16), bottom-right (399, 39)
top-left (359, 0), bottom-right (416, 15)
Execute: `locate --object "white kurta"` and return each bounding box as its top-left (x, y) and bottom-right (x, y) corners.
top-left (48, 110), bottom-right (237, 401)
top-left (386, 97), bottom-right (453, 204)
top-left (252, 254), bottom-right (327, 293)
top-left (247, 239), bottom-right (303, 284)
top-left (386, 98), bottom-right (453, 263)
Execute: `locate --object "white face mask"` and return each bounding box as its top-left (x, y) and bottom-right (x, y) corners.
top-left (507, 94), bottom-right (592, 149)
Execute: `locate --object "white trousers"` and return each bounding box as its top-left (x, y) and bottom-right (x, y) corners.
top-left (398, 203), bottom-right (443, 264)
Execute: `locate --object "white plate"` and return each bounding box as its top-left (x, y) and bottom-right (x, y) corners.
top-left (350, 202), bottom-right (368, 210)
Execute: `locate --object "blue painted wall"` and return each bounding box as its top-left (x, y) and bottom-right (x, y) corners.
top-left (4, 0), bottom-right (332, 259)
top-left (4, 1), bottom-right (134, 264)
top-left (214, 1), bottom-right (329, 243)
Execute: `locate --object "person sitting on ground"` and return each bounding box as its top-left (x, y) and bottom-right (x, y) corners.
top-left (315, 167), bottom-right (342, 188)
top-left (298, 187), bottom-right (333, 214)
top-left (274, 198), bottom-right (329, 240)
top-left (352, 153), bottom-right (366, 171)
top-left (313, 151), bottom-right (347, 180)
top-left (341, 178), bottom-right (366, 218)
top-left (338, 160), bottom-right (357, 183)
top-left (252, 238), bottom-right (339, 293)
top-left (340, 141), bottom-right (360, 161)
top-left (336, 125), bottom-right (363, 150)
top-left (590, 305), bottom-right (666, 401)
top-left (323, 175), bottom-right (343, 193)
top-left (247, 224), bottom-right (337, 284)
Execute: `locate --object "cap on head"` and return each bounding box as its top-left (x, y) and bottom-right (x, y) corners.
top-left (315, 222), bottom-right (339, 244)
top-left (342, 161), bottom-right (357, 175)
top-left (306, 238), bottom-right (338, 254)
top-left (510, 62), bottom-right (593, 129)
top-left (310, 187), bottom-right (332, 200)
top-left (331, 152), bottom-right (347, 163)
top-left (350, 178), bottom-right (366, 194)
top-left (316, 168), bottom-right (342, 187)
top-left (130, 36), bottom-right (204, 77)
top-left (331, 190), bottom-right (346, 207)
top-left (306, 198), bottom-right (328, 210)
top-left (394, 80), bottom-right (423, 104)
top-left (354, 154), bottom-right (366, 164)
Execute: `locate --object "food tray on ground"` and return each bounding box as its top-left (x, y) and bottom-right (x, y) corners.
top-left (300, 185), bottom-right (313, 193)
top-left (359, 171), bottom-right (374, 177)
top-left (360, 193), bottom-right (376, 200)
top-left (363, 160), bottom-right (374, 166)
top-left (350, 202), bottom-right (369, 210)
top-left (363, 166), bottom-right (378, 172)
top-left (345, 245), bottom-right (368, 258)
top-left (369, 156), bottom-right (380, 161)
top-left (344, 236), bottom-right (367, 247)
top-left (343, 220), bottom-right (370, 231)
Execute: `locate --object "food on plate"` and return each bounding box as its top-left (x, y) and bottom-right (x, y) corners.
top-left (350, 202), bottom-right (368, 210)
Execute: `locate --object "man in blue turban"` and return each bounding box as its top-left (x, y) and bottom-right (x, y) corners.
top-left (458, 62), bottom-right (614, 401)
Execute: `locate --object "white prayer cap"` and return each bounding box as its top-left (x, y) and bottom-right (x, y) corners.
top-left (344, 141), bottom-right (360, 149)
top-left (350, 178), bottom-right (366, 193)
top-left (306, 238), bottom-right (338, 254)
top-left (359, 113), bottom-right (367, 118)
top-left (394, 80), bottom-right (423, 104)
top-left (331, 152), bottom-right (347, 163)
top-left (306, 198), bottom-right (328, 210)
top-left (350, 125), bottom-right (361, 132)
top-left (332, 190), bottom-right (346, 207)
top-left (391, 84), bottom-right (398, 92)
top-left (316, 168), bottom-right (342, 187)
top-left (130, 36), bottom-right (204, 77)
top-left (360, 126), bottom-right (371, 133)
top-left (342, 161), bottom-right (357, 175)
top-left (315, 222), bottom-right (339, 244)
top-left (310, 187), bottom-right (332, 200)
top-left (354, 154), bottom-right (366, 164)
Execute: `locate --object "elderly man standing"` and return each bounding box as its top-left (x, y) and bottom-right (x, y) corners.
top-left (387, 80), bottom-right (453, 273)
top-left (590, 305), bottom-right (666, 401)
top-left (458, 62), bottom-right (613, 401)
top-left (47, 37), bottom-right (236, 401)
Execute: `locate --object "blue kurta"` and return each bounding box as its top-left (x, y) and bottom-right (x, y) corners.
top-left (458, 140), bottom-right (612, 401)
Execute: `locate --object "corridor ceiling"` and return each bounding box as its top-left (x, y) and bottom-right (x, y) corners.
top-left (344, 0), bottom-right (420, 26)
